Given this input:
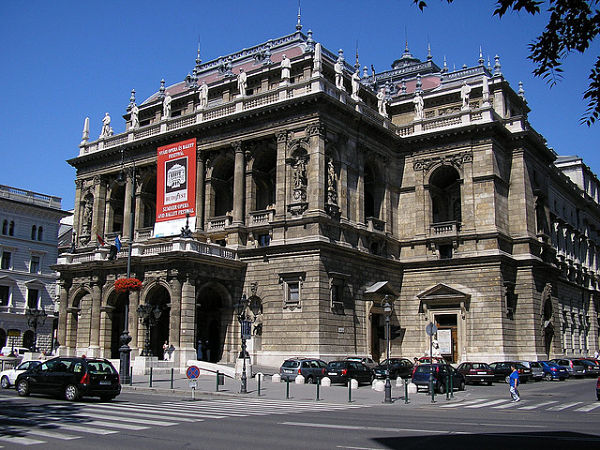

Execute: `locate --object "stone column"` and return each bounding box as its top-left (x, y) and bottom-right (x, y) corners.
top-left (91, 176), bottom-right (107, 245)
top-left (57, 280), bottom-right (69, 350)
top-left (275, 131), bottom-right (288, 220)
top-left (307, 122), bottom-right (326, 212)
top-left (122, 172), bottom-right (134, 241)
top-left (128, 290), bottom-right (140, 354)
top-left (98, 306), bottom-right (112, 358)
top-left (356, 152), bottom-right (365, 224)
top-left (134, 185), bottom-right (144, 233)
top-left (196, 154), bottom-right (205, 230)
top-left (179, 275), bottom-right (197, 364)
top-left (89, 280), bottom-right (102, 356)
top-left (232, 141), bottom-right (245, 225)
top-left (169, 275), bottom-right (182, 350)
top-left (73, 180), bottom-right (83, 242)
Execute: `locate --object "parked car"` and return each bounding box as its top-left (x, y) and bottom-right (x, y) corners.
top-left (0, 347), bottom-right (31, 357)
top-left (0, 360), bottom-right (41, 389)
top-left (344, 356), bottom-right (377, 370)
top-left (456, 362), bottom-right (494, 385)
top-left (417, 356), bottom-right (446, 364)
top-left (326, 360), bottom-right (374, 385)
top-left (15, 357), bottom-right (121, 401)
top-left (519, 361), bottom-right (544, 381)
top-left (279, 358), bottom-right (327, 383)
top-left (540, 361), bottom-right (569, 381)
top-left (373, 358), bottom-right (414, 380)
top-left (551, 358), bottom-right (586, 378)
top-left (489, 361), bottom-right (532, 383)
top-left (578, 359), bottom-right (600, 377)
top-left (412, 363), bottom-right (466, 393)
top-left (596, 376), bottom-right (600, 401)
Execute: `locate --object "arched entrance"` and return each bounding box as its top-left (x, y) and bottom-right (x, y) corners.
top-left (110, 291), bottom-right (128, 359)
top-left (144, 284), bottom-right (171, 358)
top-left (23, 330), bottom-right (35, 350)
top-left (429, 165), bottom-right (462, 224)
top-left (196, 284), bottom-right (229, 363)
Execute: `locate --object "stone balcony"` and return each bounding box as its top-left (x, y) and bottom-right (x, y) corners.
top-left (56, 237), bottom-right (237, 266)
top-left (248, 209), bottom-right (275, 227)
top-left (429, 221), bottom-right (461, 237)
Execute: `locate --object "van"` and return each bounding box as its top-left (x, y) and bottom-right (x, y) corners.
top-left (0, 347), bottom-right (31, 357)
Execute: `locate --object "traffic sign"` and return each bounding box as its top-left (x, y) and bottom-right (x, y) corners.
top-left (186, 365), bottom-right (200, 379)
top-left (425, 322), bottom-right (438, 336)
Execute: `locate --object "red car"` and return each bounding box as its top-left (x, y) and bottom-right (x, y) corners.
top-left (456, 362), bottom-right (495, 385)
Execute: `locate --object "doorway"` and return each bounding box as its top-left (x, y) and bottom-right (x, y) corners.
top-left (435, 314), bottom-right (458, 363)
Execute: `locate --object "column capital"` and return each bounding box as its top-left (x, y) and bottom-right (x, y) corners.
top-left (231, 140), bottom-right (243, 153)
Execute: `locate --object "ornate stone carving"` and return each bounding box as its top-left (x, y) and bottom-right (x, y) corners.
top-left (326, 158), bottom-right (338, 205)
top-left (413, 151), bottom-right (473, 171)
top-left (306, 122), bottom-right (325, 137)
top-left (276, 130), bottom-right (289, 143)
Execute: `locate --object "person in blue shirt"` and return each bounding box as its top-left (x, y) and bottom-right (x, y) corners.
top-left (509, 365), bottom-right (520, 402)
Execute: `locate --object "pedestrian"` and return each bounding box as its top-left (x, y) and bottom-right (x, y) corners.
top-left (197, 340), bottom-right (204, 361)
top-left (163, 341), bottom-right (169, 361)
top-left (509, 365), bottom-right (520, 402)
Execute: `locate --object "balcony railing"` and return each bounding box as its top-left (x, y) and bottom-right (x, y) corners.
top-left (207, 215), bottom-right (233, 231)
top-left (366, 217), bottom-right (385, 232)
top-left (430, 221), bottom-right (461, 236)
top-left (249, 209), bottom-right (275, 226)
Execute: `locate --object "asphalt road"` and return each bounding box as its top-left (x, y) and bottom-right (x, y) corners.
top-left (0, 377), bottom-right (598, 449)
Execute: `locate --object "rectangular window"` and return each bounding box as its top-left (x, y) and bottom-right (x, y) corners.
top-left (288, 282), bottom-right (299, 304)
top-left (280, 272), bottom-right (304, 309)
top-left (0, 286), bottom-right (9, 306)
top-left (30, 255), bottom-right (40, 273)
top-left (27, 289), bottom-right (39, 309)
top-left (1, 251), bottom-right (11, 270)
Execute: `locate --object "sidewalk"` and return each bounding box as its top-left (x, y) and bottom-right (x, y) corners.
top-left (121, 369), bottom-right (465, 406)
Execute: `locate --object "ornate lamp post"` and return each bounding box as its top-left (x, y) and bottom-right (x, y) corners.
top-left (382, 295), bottom-right (393, 404)
top-left (137, 303), bottom-right (163, 356)
top-left (26, 308), bottom-right (47, 352)
top-left (235, 293), bottom-right (261, 394)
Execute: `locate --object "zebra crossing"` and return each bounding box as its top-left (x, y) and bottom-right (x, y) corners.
top-left (0, 397), bottom-right (368, 447)
top-left (437, 397), bottom-right (600, 412)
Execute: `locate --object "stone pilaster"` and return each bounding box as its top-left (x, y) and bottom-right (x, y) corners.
top-left (196, 154), bottom-right (205, 230)
top-left (73, 180), bottom-right (83, 243)
top-left (232, 141), bottom-right (245, 225)
top-left (275, 131), bottom-right (288, 220)
top-left (88, 280), bottom-right (102, 356)
top-left (122, 172), bottom-right (134, 241)
top-left (307, 122), bottom-right (326, 213)
top-left (91, 176), bottom-right (106, 244)
top-left (57, 280), bottom-right (69, 348)
top-left (179, 275), bottom-right (197, 363)
top-left (169, 275), bottom-right (182, 349)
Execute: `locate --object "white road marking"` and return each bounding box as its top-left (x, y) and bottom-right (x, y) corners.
top-left (47, 423), bottom-right (118, 435)
top-left (438, 399), bottom-right (489, 408)
top-left (0, 435), bottom-right (46, 446)
top-left (26, 429), bottom-right (81, 440)
top-left (280, 421), bottom-right (447, 434)
top-left (518, 401), bottom-right (558, 410)
top-left (78, 420), bottom-right (148, 431)
top-left (547, 402), bottom-right (583, 411)
top-left (71, 412), bottom-right (178, 426)
top-left (574, 403), bottom-right (600, 412)
top-left (465, 399), bottom-right (507, 408)
top-left (86, 403), bottom-right (219, 420)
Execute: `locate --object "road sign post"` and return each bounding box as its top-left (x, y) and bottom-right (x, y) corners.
top-left (186, 365), bottom-right (200, 400)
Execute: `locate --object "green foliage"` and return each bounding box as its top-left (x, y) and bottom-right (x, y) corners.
top-left (413, 0), bottom-right (600, 125)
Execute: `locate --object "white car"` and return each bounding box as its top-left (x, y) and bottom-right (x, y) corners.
top-left (0, 360), bottom-right (41, 389)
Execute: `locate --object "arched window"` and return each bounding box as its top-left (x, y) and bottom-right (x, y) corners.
top-left (37, 227), bottom-right (43, 241)
top-left (9, 221), bottom-right (14, 236)
top-left (429, 166), bottom-right (462, 223)
top-left (22, 330), bottom-right (35, 350)
top-left (31, 225), bottom-right (37, 240)
top-left (363, 162), bottom-right (383, 220)
top-left (1, 220), bottom-right (7, 235)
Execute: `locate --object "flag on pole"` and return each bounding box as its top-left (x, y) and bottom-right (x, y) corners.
top-left (115, 235), bottom-right (122, 252)
top-left (96, 234), bottom-right (105, 246)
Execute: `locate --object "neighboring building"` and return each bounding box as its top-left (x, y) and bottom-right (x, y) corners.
top-left (54, 27), bottom-right (600, 368)
top-left (0, 185), bottom-right (69, 353)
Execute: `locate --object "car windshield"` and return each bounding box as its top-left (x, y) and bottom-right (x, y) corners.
top-left (282, 360), bottom-right (299, 368)
top-left (470, 363), bottom-right (490, 369)
top-left (87, 361), bottom-right (117, 374)
top-left (328, 361), bottom-right (346, 369)
top-left (415, 365), bottom-right (433, 373)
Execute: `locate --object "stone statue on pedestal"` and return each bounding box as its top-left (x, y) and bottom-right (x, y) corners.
top-left (198, 81), bottom-right (209, 109)
top-left (163, 93), bottom-right (172, 119)
top-left (100, 113), bottom-right (111, 138)
top-left (461, 81), bottom-right (472, 109)
top-left (334, 58), bottom-right (344, 90)
top-left (237, 69), bottom-right (247, 97)
top-left (351, 69), bottom-right (361, 101)
top-left (280, 54), bottom-right (291, 81)
top-left (413, 91), bottom-right (424, 120)
top-left (130, 104), bottom-right (139, 129)
top-left (377, 88), bottom-right (387, 117)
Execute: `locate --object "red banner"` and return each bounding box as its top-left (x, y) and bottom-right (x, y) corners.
top-left (156, 138), bottom-right (196, 225)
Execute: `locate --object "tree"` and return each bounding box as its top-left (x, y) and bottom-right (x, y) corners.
top-left (413, 1), bottom-right (600, 125)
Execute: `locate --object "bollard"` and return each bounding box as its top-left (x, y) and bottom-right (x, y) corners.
top-left (171, 368), bottom-right (174, 390)
top-left (257, 374), bottom-right (261, 397)
top-left (404, 378), bottom-right (409, 404)
top-left (430, 374), bottom-right (435, 403)
top-left (316, 377), bottom-right (320, 401)
top-left (130, 366), bottom-right (133, 386)
top-left (216, 370), bottom-right (220, 392)
top-left (446, 374), bottom-right (450, 400)
top-left (348, 380), bottom-right (352, 403)
top-left (450, 373), bottom-right (454, 398)
top-left (149, 367), bottom-right (153, 387)
top-left (286, 378), bottom-right (290, 399)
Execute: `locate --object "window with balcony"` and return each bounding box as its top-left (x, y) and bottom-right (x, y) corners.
top-left (430, 165), bottom-right (461, 224)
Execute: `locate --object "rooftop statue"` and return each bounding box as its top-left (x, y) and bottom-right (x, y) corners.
top-left (130, 103), bottom-right (139, 129)
top-left (237, 68), bottom-right (247, 97)
top-left (351, 69), bottom-right (361, 101)
top-left (461, 81), bottom-right (472, 110)
top-left (377, 88), bottom-right (387, 117)
top-left (198, 81), bottom-right (209, 109)
top-left (280, 54), bottom-right (291, 82)
top-left (163, 93), bottom-right (172, 119)
top-left (413, 91), bottom-right (424, 120)
top-left (334, 58), bottom-right (345, 91)
top-left (100, 112), bottom-right (111, 138)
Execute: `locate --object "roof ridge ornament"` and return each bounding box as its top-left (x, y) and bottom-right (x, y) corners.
top-left (494, 55), bottom-right (502, 77)
top-left (427, 43), bottom-right (432, 61)
top-left (127, 89), bottom-right (136, 112)
top-left (305, 30), bottom-right (314, 53)
top-left (80, 117), bottom-right (89, 146)
top-left (478, 46), bottom-right (484, 66)
top-left (159, 79), bottom-right (166, 100)
top-left (296, 0), bottom-right (302, 31)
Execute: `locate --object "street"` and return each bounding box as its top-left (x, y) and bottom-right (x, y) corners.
top-left (0, 377), bottom-right (598, 449)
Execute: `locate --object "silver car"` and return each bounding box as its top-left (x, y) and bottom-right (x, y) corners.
top-left (552, 358), bottom-right (586, 377)
top-left (519, 361), bottom-right (544, 381)
top-left (344, 356), bottom-right (377, 370)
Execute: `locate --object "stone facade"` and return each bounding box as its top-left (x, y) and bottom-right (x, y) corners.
top-left (54, 30), bottom-right (600, 369)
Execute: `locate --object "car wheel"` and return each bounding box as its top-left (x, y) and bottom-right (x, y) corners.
top-left (459, 380), bottom-right (466, 391)
top-left (544, 373), bottom-right (552, 381)
top-left (65, 384), bottom-right (79, 401)
top-left (1, 376), bottom-right (10, 389)
top-left (437, 382), bottom-right (446, 394)
top-left (306, 376), bottom-right (314, 384)
top-left (16, 380), bottom-right (30, 397)
top-left (487, 381), bottom-right (493, 386)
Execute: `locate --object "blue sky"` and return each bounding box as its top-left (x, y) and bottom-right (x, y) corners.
top-left (2, 1), bottom-right (598, 210)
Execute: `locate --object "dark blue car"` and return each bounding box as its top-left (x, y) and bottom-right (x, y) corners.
top-left (540, 361), bottom-right (568, 381)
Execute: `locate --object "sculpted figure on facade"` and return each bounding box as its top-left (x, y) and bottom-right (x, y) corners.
top-left (198, 81), bottom-right (209, 109)
top-left (100, 112), bottom-right (111, 138)
top-left (292, 157), bottom-right (307, 201)
top-left (334, 58), bottom-right (344, 91)
top-left (130, 103), bottom-right (139, 129)
top-left (327, 159), bottom-right (338, 204)
top-left (237, 68), bottom-right (247, 97)
top-left (413, 91), bottom-right (424, 120)
top-left (377, 88), bottom-right (387, 117)
top-left (280, 54), bottom-right (291, 82)
top-left (460, 81), bottom-right (472, 109)
top-left (163, 93), bottom-right (172, 119)
top-left (351, 69), bottom-right (361, 101)
top-left (81, 195), bottom-right (93, 237)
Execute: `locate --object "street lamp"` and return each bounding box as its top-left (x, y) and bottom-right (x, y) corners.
top-left (235, 293), bottom-right (261, 394)
top-left (137, 303), bottom-right (163, 356)
top-left (382, 295), bottom-right (393, 404)
top-left (26, 307), bottom-right (48, 353)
